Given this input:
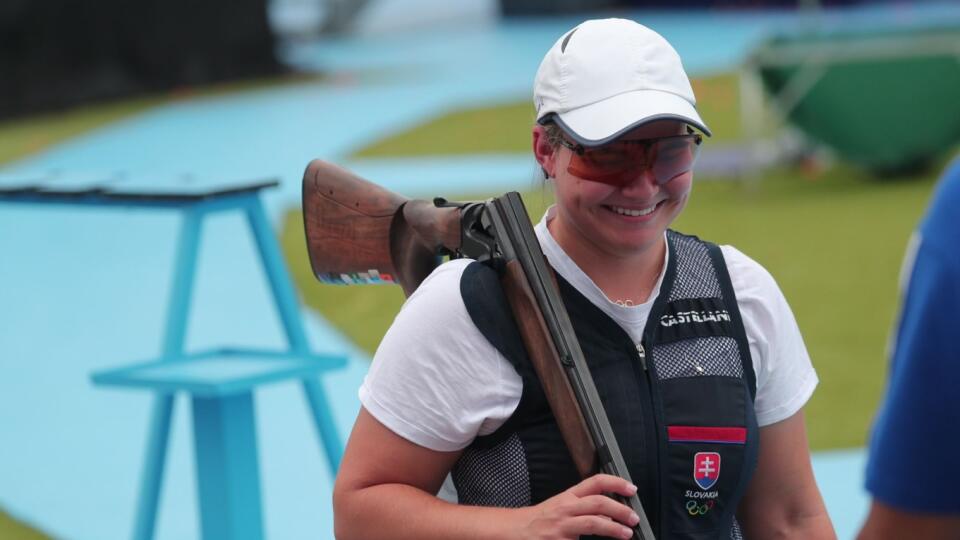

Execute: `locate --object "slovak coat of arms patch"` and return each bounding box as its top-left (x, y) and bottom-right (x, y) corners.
top-left (694, 452), bottom-right (721, 490)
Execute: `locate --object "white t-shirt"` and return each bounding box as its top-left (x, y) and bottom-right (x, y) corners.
top-left (360, 208), bottom-right (818, 452)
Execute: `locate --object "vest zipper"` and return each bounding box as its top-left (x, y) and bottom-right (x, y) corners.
top-left (637, 337), bottom-right (661, 537)
top-left (636, 342), bottom-right (647, 370)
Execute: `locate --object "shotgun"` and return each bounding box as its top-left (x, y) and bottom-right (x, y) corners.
top-left (302, 159), bottom-right (654, 540)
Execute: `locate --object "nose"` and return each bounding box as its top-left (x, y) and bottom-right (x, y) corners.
top-left (618, 164), bottom-right (658, 196)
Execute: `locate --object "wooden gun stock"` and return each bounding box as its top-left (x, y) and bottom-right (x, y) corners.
top-left (302, 159), bottom-right (460, 296)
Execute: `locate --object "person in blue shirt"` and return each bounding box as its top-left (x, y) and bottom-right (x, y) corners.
top-left (859, 160), bottom-right (960, 539)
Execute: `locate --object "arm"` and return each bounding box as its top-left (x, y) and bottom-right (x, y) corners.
top-left (333, 407), bottom-right (481, 539)
top-left (333, 408), bottom-right (641, 540)
top-left (736, 410), bottom-right (835, 539)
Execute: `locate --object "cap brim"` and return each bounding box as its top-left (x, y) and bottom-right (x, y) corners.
top-left (543, 89), bottom-right (712, 145)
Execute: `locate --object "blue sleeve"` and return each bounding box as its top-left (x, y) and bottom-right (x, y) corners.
top-left (864, 234), bottom-right (960, 512)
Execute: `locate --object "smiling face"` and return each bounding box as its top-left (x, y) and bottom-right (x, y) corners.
top-left (534, 119), bottom-right (693, 263)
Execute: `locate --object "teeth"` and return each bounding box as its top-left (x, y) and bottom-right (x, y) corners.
top-left (611, 204), bottom-right (656, 217)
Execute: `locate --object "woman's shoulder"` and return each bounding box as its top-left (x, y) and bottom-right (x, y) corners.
top-left (407, 258), bottom-right (475, 298)
top-left (716, 245), bottom-right (816, 427)
top-left (395, 257), bottom-right (513, 334)
top-left (396, 258), bottom-right (478, 323)
top-left (715, 244), bottom-right (798, 329)
top-left (716, 244), bottom-right (781, 301)
top-left (366, 257), bottom-right (521, 451)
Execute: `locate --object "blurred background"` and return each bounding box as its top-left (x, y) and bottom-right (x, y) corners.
top-left (2, 0), bottom-right (959, 538)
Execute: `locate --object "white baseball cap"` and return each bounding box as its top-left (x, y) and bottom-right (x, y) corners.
top-left (534, 18), bottom-right (711, 146)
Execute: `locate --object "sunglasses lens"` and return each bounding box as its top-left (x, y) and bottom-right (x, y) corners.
top-left (566, 145), bottom-right (640, 186)
top-left (651, 137), bottom-right (700, 185)
top-left (565, 135), bottom-right (700, 186)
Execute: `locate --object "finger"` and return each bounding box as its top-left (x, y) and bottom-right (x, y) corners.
top-left (568, 474), bottom-right (638, 498)
top-left (561, 515), bottom-right (635, 540)
top-left (567, 494), bottom-right (641, 527)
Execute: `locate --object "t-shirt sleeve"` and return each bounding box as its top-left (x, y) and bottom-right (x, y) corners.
top-left (865, 235), bottom-right (960, 512)
top-left (358, 259), bottom-right (523, 452)
top-left (721, 245), bottom-right (818, 427)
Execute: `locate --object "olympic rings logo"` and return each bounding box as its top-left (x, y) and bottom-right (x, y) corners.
top-left (686, 499), bottom-right (715, 516)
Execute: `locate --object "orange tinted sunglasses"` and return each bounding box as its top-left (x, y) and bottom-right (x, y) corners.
top-left (559, 133), bottom-right (703, 186)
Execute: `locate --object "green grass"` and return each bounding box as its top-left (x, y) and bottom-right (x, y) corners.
top-left (349, 73), bottom-right (747, 159)
top-left (0, 511), bottom-right (49, 540)
top-left (676, 166), bottom-right (937, 449)
top-left (352, 101), bottom-right (538, 158)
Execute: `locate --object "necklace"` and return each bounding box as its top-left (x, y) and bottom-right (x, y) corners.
top-left (613, 299), bottom-right (636, 307)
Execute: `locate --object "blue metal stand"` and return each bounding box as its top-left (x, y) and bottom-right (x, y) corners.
top-left (2, 176), bottom-right (345, 540)
top-left (94, 350), bottom-right (344, 540)
top-left (124, 192), bottom-right (342, 540)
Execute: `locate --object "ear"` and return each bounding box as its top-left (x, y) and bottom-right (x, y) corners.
top-left (532, 125), bottom-right (558, 178)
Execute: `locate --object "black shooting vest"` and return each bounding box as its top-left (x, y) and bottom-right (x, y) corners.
top-left (452, 230), bottom-right (759, 540)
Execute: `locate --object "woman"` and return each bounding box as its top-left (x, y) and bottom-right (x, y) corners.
top-left (334, 18), bottom-right (835, 539)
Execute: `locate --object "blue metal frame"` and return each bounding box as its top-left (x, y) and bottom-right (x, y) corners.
top-left (124, 191), bottom-right (343, 540)
top-left (3, 184), bottom-right (345, 539)
top-left (1, 186), bottom-right (345, 540)
top-left (129, 192), bottom-right (343, 540)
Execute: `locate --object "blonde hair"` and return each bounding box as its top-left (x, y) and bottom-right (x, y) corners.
top-left (542, 122), bottom-right (565, 149)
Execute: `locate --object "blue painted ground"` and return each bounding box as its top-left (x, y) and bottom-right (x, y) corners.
top-left (3, 5), bottom-right (957, 539)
